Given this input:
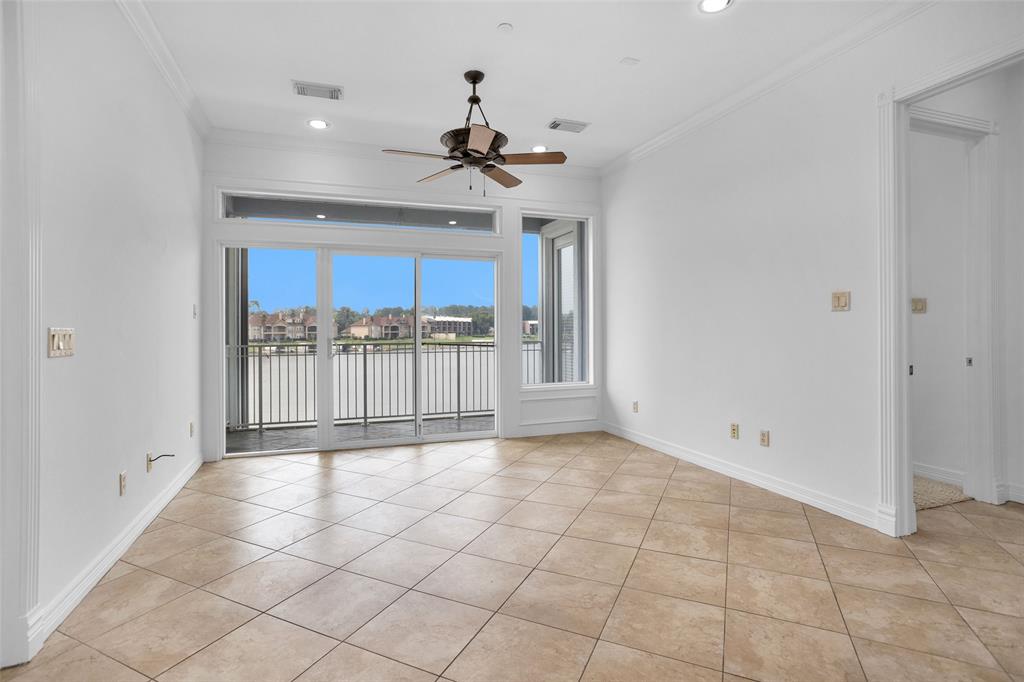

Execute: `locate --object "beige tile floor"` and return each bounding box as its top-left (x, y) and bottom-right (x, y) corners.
top-left (4, 431), bottom-right (1024, 681)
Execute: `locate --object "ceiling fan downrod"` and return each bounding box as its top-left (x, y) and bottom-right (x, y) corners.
top-left (463, 70), bottom-right (489, 129)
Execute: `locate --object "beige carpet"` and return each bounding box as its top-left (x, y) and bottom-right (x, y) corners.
top-left (914, 475), bottom-right (971, 510)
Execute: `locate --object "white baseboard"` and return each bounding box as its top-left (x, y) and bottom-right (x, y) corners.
top-left (511, 419), bottom-right (605, 438)
top-left (998, 481), bottom-right (1024, 504)
top-left (22, 455), bottom-right (202, 659)
top-left (602, 422), bottom-right (877, 529)
top-left (912, 462), bottom-right (964, 486)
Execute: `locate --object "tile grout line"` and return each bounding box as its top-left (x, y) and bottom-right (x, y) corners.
top-left (722, 478), bottom-right (732, 675)
top-left (804, 498), bottom-right (869, 681)
top-left (436, 439), bottom-right (632, 680)
top-left (57, 434), bottom-right (1024, 681)
top-left (574, 445), bottom-right (654, 680)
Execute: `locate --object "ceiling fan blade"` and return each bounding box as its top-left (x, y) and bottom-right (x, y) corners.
top-left (417, 165), bottom-right (463, 183)
top-left (467, 124), bottom-right (497, 157)
top-left (500, 151), bottom-right (568, 165)
top-left (383, 149), bottom-right (449, 160)
top-left (481, 164), bottom-right (522, 188)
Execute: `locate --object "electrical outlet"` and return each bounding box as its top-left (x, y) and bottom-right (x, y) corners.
top-left (119, 471), bottom-right (127, 496)
top-left (759, 430), bottom-right (770, 447)
top-left (730, 423), bottom-right (739, 440)
top-left (146, 452), bottom-right (153, 472)
top-left (632, 401), bottom-right (639, 413)
top-left (189, 421), bottom-right (195, 438)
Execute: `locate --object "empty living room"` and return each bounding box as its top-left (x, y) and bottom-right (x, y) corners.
top-left (2, 0), bottom-right (1023, 680)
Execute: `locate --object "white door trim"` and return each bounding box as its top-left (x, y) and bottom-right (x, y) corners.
top-left (877, 39), bottom-right (1024, 537)
top-left (1, 0), bottom-right (44, 665)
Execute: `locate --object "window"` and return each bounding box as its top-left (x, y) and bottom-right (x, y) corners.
top-left (224, 194), bottom-right (495, 233)
top-left (522, 216), bottom-right (588, 384)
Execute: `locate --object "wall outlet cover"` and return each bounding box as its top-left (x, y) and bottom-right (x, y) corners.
top-left (730, 423), bottom-right (739, 439)
top-left (632, 401), bottom-right (639, 413)
top-left (911, 297), bottom-right (927, 314)
top-left (118, 471), bottom-right (127, 496)
top-left (759, 430), bottom-right (770, 447)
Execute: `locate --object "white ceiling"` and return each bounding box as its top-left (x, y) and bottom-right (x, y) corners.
top-left (145, 0), bottom-right (887, 168)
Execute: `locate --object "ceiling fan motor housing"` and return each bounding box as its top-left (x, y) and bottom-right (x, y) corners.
top-left (441, 127), bottom-right (508, 167)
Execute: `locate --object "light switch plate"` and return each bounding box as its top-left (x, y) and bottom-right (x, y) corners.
top-left (831, 291), bottom-right (851, 312)
top-left (911, 297), bottom-right (927, 314)
top-left (730, 423), bottom-right (739, 440)
top-left (47, 328), bottom-right (75, 357)
top-left (759, 430), bottom-right (770, 447)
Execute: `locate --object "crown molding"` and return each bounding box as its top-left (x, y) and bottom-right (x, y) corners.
top-left (894, 32), bottom-right (1024, 101)
top-left (206, 127), bottom-right (602, 181)
top-left (601, 2), bottom-right (936, 176)
top-left (114, 0), bottom-right (210, 137)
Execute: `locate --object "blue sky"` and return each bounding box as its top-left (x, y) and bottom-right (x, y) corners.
top-left (247, 248), bottom-right (515, 311)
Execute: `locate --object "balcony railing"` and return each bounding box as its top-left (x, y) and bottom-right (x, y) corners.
top-left (226, 340), bottom-right (542, 431)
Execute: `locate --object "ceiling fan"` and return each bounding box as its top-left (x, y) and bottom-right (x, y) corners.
top-left (383, 70), bottom-right (567, 189)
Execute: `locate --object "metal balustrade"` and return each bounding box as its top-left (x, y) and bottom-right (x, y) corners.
top-left (226, 341), bottom-right (543, 431)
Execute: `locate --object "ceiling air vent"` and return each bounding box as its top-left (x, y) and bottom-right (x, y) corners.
top-left (293, 80), bottom-right (344, 101)
top-left (547, 118), bottom-right (589, 133)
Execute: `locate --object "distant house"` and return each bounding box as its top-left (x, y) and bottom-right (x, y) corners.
top-left (423, 315), bottom-right (473, 339)
top-left (345, 315), bottom-right (418, 340)
top-left (248, 311), bottom-right (331, 341)
top-left (522, 320), bottom-right (539, 336)
top-left (342, 314), bottom-right (475, 340)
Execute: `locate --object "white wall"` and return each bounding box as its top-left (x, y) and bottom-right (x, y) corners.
top-left (2, 0), bottom-right (204, 663)
top-left (201, 132), bottom-right (603, 461)
top-left (601, 2), bottom-right (1024, 527)
top-left (907, 130), bottom-right (969, 483)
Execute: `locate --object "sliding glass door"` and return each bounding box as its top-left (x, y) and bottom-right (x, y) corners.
top-left (225, 247), bottom-right (497, 455)
top-left (420, 258), bottom-right (496, 437)
top-left (224, 247), bottom-right (319, 454)
top-left (331, 254), bottom-right (417, 447)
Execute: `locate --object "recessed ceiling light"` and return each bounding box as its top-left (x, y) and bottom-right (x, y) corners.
top-left (448, 220), bottom-right (458, 225)
top-left (698, 0), bottom-right (732, 13)
top-left (307, 119), bottom-right (330, 130)
top-left (496, 22), bottom-right (514, 33)
top-left (619, 57), bottom-right (641, 66)
top-left (531, 145), bottom-right (547, 153)
top-left (316, 214), bottom-right (326, 219)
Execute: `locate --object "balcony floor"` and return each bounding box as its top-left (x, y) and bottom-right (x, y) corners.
top-left (225, 415), bottom-right (496, 454)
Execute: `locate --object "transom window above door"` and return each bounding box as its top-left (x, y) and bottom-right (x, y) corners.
top-left (223, 194), bottom-right (496, 233)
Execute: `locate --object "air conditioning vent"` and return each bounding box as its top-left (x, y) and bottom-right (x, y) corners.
top-left (293, 80), bottom-right (344, 100)
top-left (547, 118), bottom-right (589, 133)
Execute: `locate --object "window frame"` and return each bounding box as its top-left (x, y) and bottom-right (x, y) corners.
top-left (524, 215), bottom-right (590, 387)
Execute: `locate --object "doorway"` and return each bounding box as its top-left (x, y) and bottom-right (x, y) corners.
top-left (879, 52), bottom-right (1023, 536)
top-left (907, 126), bottom-right (975, 511)
top-left (225, 248), bottom-right (497, 455)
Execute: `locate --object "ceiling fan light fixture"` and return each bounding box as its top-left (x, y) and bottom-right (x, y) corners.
top-left (307, 118), bottom-right (331, 130)
top-left (315, 214), bottom-right (326, 219)
top-left (531, 145), bottom-right (547, 153)
top-left (698, 0), bottom-right (732, 13)
top-left (448, 220), bottom-right (458, 225)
